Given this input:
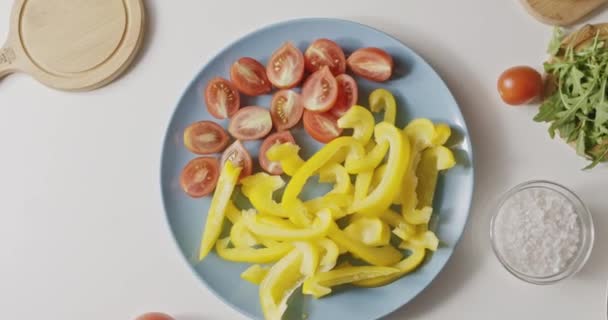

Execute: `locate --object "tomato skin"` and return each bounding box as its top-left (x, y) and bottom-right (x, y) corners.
top-left (331, 74), bottom-right (359, 117)
top-left (301, 66), bottom-right (339, 112)
top-left (303, 110), bottom-right (343, 143)
top-left (497, 66), bottom-right (543, 105)
top-left (228, 106), bottom-right (273, 140)
top-left (304, 39), bottom-right (346, 76)
top-left (221, 140), bottom-right (253, 180)
top-left (259, 131), bottom-right (296, 175)
top-left (180, 157), bottom-right (220, 198)
top-left (266, 42), bottom-right (305, 89)
top-left (204, 77), bottom-right (240, 119)
top-left (135, 313), bottom-right (175, 320)
top-left (183, 121), bottom-right (230, 155)
top-left (270, 90), bottom-right (304, 131)
top-left (230, 57), bottom-right (272, 96)
top-left (347, 47), bottom-right (394, 82)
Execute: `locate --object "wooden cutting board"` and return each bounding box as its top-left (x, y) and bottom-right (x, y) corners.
top-left (0, 0), bottom-right (145, 91)
top-left (521, 0), bottom-right (608, 26)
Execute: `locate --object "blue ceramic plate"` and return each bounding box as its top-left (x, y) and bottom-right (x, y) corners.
top-left (161, 18), bottom-right (474, 320)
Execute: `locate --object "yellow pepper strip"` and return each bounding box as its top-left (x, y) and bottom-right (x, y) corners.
top-left (337, 105), bottom-right (375, 145)
top-left (265, 143), bottom-right (305, 176)
top-left (303, 266), bottom-right (400, 298)
top-left (304, 194), bottom-right (351, 219)
top-left (198, 162), bottom-right (242, 261)
top-left (349, 123), bottom-right (409, 215)
top-left (318, 163), bottom-right (353, 195)
top-left (257, 215), bottom-right (296, 229)
top-left (294, 241), bottom-right (320, 276)
top-left (354, 243), bottom-right (426, 287)
top-left (285, 198), bottom-right (315, 227)
top-left (432, 123), bottom-right (452, 146)
top-left (215, 238), bottom-right (292, 263)
top-left (241, 173), bottom-right (289, 218)
top-left (353, 209), bottom-right (416, 241)
top-left (404, 118), bottom-right (435, 151)
top-left (230, 219), bottom-right (260, 248)
top-left (407, 230), bottom-right (439, 251)
top-left (259, 249), bottom-right (304, 320)
top-left (244, 209), bottom-right (332, 241)
top-left (345, 140), bottom-right (389, 174)
top-left (344, 217), bottom-right (391, 246)
top-left (328, 222), bottom-right (402, 266)
top-left (404, 207), bottom-right (433, 225)
top-left (369, 163), bottom-right (386, 192)
top-left (225, 200), bottom-right (241, 224)
top-left (317, 238), bottom-right (339, 272)
top-left (241, 264), bottom-right (269, 285)
top-left (369, 88), bottom-right (397, 125)
top-left (353, 170), bottom-right (373, 202)
top-left (416, 146), bottom-right (456, 208)
top-left (282, 136), bottom-right (363, 206)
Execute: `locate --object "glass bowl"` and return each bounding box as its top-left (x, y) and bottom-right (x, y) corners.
top-left (490, 180), bottom-right (594, 285)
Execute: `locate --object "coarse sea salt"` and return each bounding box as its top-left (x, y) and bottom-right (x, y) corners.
top-left (494, 187), bottom-right (581, 277)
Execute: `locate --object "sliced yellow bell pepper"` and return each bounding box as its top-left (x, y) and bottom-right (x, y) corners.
top-left (198, 161), bottom-right (242, 261)
top-left (241, 173), bottom-right (289, 218)
top-left (407, 230), bottom-right (439, 251)
top-left (328, 222), bottom-right (402, 266)
top-left (260, 249), bottom-right (304, 320)
top-left (225, 200), bottom-right (242, 224)
top-left (369, 163), bottom-right (386, 192)
top-left (318, 163), bottom-right (353, 195)
top-left (294, 241), bottom-right (320, 276)
top-left (303, 266), bottom-right (400, 298)
top-left (215, 238), bottom-right (292, 263)
top-left (257, 215), bottom-right (296, 229)
top-left (337, 105), bottom-right (375, 144)
top-left (265, 143), bottom-right (305, 176)
top-left (303, 194), bottom-right (351, 219)
top-left (432, 123), bottom-right (452, 146)
top-left (354, 243), bottom-right (426, 287)
top-left (416, 146), bottom-right (455, 208)
top-left (241, 264), bottom-right (269, 285)
top-left (404, 118), bottom-right (435, 151)
top-left (404, 207), bottom-right (433, 225)
top-left (317, 238), bottom-right (339, 272)
top-left (345, 140), bottom-right (389, 174)
top-left (344, 217), bottom-right (391, 246)
top-left (230, 218), bottom-right (259, 248)
top-left (352, 209), bottom-right (416, 241)
top-left (282, 137), bottom-right (363, 206)
top-left (244, 209), bottom-right (332, 241)
top-left (369, 88), bottom-right (397, 125)
top-left (349, 123), bottom-right (409, 215)
top-left (353, 170), bottom-right (373, 202)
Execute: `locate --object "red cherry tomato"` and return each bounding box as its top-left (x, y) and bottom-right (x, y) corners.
top-left (266, 42), bottom-right (305, 89)
top-left (230, 57), bottom-right (272, 96)
top-left (270, 90), bottom-right (304, 131)
top-left (183, 121), bottom-right (230, 155)
top-left (259, 131), bottom-right (296, 175)
top-left (228, 106), bottom-right (273, 140)
top-left (221, 140), bottom-right (253, 180)
top-left (347, 47), bottom-right (394, 82)
top-left (301, 66), bottom-right (338, 112)
top-left (180, 157), bottom-right (220, 198)
top-left (330, 74), bottom-right (359, 117)
top-left (135, 313), bottom-right (174, 320)
top-left (497, 66), bottom-right (543, 105)
top-left (304, 39), bottom-right (346, 76)
top-left (303, 110), bottom-right (342, 143)
top-left (204, 77), bottom-right (240, 119)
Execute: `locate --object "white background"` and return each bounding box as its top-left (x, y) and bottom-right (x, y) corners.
top-left (1, 0), bottom-right (607, 319)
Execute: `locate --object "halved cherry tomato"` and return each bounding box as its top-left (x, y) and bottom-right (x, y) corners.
top-left (180, 157), bottom-right (220, 198)
top-left (183, 121), bottom-right (230, 155)
top-left (259, 131), bottom-right (296, 175)
top-left (204, 77), bottom-right (240, 119)
top-left (347, 48), bottom-right (394, 82)
top-left (303, 110), bottom-right (342, 143)
top-left (270, 90), bottom-right (304, 131)
top-left (135, 313), bottom-right (174, 320)
top-left (221, 140), bottom-right (253, 180)
top-left (331, 74), bottom-right (358, 117)
top-left (305, 39), bottom-right (346, 76)
top-left (301, 66), bottom-right (338, 112)
top-left (266, 42), bottom-right (305, 89)
top-left (230, 57), bottom-right (272, 96)
top-left (228, 106), bottom-right (273, 140)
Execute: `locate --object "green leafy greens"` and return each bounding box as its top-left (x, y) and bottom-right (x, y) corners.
top-left (535, 27), bottom-right (608, 169)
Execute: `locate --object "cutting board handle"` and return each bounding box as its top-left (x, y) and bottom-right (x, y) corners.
top-left (0, 45), bottom-right (18, 79)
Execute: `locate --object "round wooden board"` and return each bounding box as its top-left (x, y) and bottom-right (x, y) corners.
top-left (0, 0), bottom-right (145, 91)
top-left (520, 0), bottom-right (607, 26)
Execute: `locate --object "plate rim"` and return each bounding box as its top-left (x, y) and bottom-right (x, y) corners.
top-left (159, 17), bottom-right (476, 320)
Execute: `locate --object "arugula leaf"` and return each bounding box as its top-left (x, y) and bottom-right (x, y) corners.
top-left (548, 27), bottom-right (564, 55)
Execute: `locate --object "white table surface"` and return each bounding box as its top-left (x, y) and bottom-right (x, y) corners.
top-left (1, 1), bottom-right (607, 319)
